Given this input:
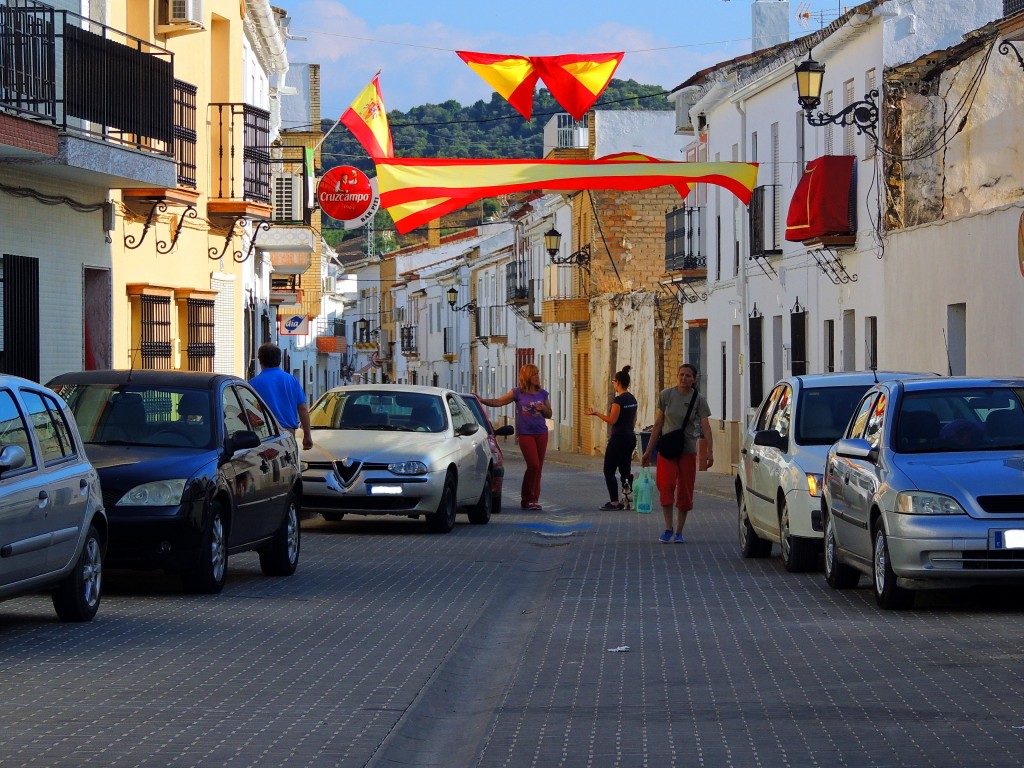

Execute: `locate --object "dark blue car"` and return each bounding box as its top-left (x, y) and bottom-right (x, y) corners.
top-left (48, 370), bottom-right (301, 594)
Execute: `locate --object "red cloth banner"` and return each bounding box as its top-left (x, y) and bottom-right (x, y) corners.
top-left (785, 155), bottom-right (856, 241)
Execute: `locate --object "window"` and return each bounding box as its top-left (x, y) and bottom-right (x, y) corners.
top-left (139, 294), bottom-right (172, 370)
top-left (842, 310), bottom-right (856, 371)
top-left (21, 391), bottom-right (76, 464)
top-left (223, 388), bottom-right (249, 436)
top-left (865, 316), bottom-right (878, 370)
top-left (847, 394), bottom-right (877, 439)
top-left (0, 389), bottom-right (34, 468)
top-left (864, 393), bottom-right (886, 450)
top-left (843, 79), bottom-right (855, 155)
top-left (749, 313), bottom-right (764, 409)
top-left (448, 394), bottom-right (474, 432)
top-left (768, 384), bottom-right (793, 437)
top-left (186, 298), bottom-right (215, 372)
top-left (791, 309), bottom-right (807, 376)
top-left (824, 319), bottom-right (835, 372)
top-left (947, 303), bottom-right (967, 375)
top-left (824, 91), bottom-right (834, 155)
top-left (755, 386), bottom-right (783, 430)
top-left (235, 386), bottom-right (275, 440)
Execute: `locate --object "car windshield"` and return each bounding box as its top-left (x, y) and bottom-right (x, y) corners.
top-left (895, 387), bottom-right (1024, 453)
top-left (52, 383), bottom-right (215, 449)
top-left (308, 390), bottom-right (448, 433)
top-left (795, 385), bottom-right (871, 445)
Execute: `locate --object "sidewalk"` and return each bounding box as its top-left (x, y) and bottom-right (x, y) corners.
top-left (512, 444), bottom-right (736, 501)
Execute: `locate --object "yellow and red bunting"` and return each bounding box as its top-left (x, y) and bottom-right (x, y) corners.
top-left (373, 153), bottom-right (759, 234)
top-left (340, 73), bottom-right (393, 159)
top-left (533, 53), bottom-right (624, 121)
top-left (456, 51), bottom-right (540, 120)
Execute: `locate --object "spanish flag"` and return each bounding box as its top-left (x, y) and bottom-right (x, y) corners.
top-left (340, 72), bottom-right (393, 159)
top-left (457, 51), bottom-right (539, 120)
top-left (533, 53), bottom-right (624, 121)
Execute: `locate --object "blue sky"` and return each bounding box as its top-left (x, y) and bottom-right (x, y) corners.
top-left (284, 1), bottom-right (831, 117)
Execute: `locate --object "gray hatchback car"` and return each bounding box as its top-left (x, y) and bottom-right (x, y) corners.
top-left (823, 377), bottom-right (1024, 609)
top-left (0, 375), bottom-right (106, 621)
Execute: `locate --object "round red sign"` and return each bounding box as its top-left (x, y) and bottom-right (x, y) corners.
top-left (317, 166), bottom-right (379, 227)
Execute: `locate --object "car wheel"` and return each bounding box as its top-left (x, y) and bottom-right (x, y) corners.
top-left (321, 512), bottom-right (345, 522)
top-left (823, 508), bottom-right (860, 589)
top-left (780, 499), bottom-right (818, 573)
top-left (426, 474), bottom-right (456, 533)
top-left (51, 525), bottom-right (103, 622)
top-left (467, 471), bottom-right (493, 525)
top-left (738, 492), bottom-right (771, 558)
top-left (873, 526), bottom-right (915, 610)
top-left (182, 502), bottom-right (227, 594)
top-left (259, 493), bottom-right (300, 576)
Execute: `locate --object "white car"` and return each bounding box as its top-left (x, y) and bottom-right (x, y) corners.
top-left (300, 385), bottom-right (492, 533)
top-left (0, 375), bottom-right (106, 621)
top-left (736, 371), bottom-right (932, 572)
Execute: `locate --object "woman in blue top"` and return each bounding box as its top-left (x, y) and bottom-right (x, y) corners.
top-left (477, 363), bottom-right (551, 510)
top-left (587, 366), bottom-right (638, 509)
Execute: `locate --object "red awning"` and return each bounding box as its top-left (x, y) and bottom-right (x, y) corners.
top-left (785, 155), bottom-right (856, 242)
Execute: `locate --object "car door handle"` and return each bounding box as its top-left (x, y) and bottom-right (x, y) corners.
top-left (740, 448), bottom-right (748, 455)
top-left (80, 478), bottom-right (88, 489)
top-left (37, 490), bottom-right (49, 508)
top-left (752, 456), bottom-right (760, 463)
top-left (260, 460), bottom-right (270, 473)
top-left (843, 473), bottom-right (851, 484)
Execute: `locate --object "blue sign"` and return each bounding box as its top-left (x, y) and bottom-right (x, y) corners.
top-left (284, 315), bottom-right (304, 331)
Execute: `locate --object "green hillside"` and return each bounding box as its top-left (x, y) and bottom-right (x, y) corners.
top-left (320, 79), bottom-right (672, 252)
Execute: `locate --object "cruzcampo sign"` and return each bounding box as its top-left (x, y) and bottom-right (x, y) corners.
top-left (317, 165), bottom-right (380, 229)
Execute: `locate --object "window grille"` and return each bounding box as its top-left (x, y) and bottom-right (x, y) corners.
top-left (186, 298), bottom-right (215, 372)
top-left (140, 295), bottom-right (172, 370)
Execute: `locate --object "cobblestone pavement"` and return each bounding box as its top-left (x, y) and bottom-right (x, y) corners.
top-left (2, 449), bottom-right (1024, 767)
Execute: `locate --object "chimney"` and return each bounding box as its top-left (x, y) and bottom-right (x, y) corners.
top-left (752, 0), bottom-right (790, 51)
top-left (428, 222), bottom-right (441, 248)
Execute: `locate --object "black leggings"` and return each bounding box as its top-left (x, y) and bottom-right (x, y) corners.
top-left (603, 433), bottom-right (636, 501)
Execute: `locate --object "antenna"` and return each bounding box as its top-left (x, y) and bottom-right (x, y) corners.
top-left (127, 346), bottom-right (141, 383)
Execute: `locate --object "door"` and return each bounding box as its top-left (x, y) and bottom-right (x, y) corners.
top-left (0, 388), bottom-right (50, 584)
top-left (20, 388), bottom-right (93, 572)
top-left (842, 391), bottom-right (887, 564)
top-left (448, 393), bottom-right (488, 505)
top-left (750, 383), bottom-right (792, 537)
top-left (235, 383), bottom-right (297, 537)
top-left (830, 392), bottom-right (882, 566)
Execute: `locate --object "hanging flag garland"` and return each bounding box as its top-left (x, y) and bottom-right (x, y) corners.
top-left (456, 51), bottom-right (624, 121)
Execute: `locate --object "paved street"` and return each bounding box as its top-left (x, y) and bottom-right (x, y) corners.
top-left (3, 448), bottom-right (1024, 767)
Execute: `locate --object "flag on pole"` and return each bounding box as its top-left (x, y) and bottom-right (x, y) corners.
top-left (341, 72), bottom-right (393, 159)
top-left (456, 51), bottom-right (539, 120)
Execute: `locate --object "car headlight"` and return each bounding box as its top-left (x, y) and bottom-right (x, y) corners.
top-left (806, 473), bottom-right (823, 498)
top-left (388, 461), bottom-right (427, 475)
top-left (117, 479), bottom-right (187, 506)
top-left (895, 491), bottom-right (965, 515)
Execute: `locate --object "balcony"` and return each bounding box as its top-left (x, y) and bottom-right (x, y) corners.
top-left (315, 318), bottom-right (346, 354)
top-left (0, 1), bottom-right (176, 188)
top-left (665, 205), bottom-right (707, 276)
top-left (473, 305), bottom-right (507, 343)
top-left (541, 294), bottom-right (590, 324)
top-left (267, 250), bottom-right (313, 276)
top-left (269, 275), bottom-right (301, 305)
top-left (442, 327), bottom-right (457, 362)
top-left (207, 102), bottom-right (272, 222)
top-left (400, 325), bottom-right (418, 357)
top-left (749, 184), bottom-right (783, 259)
top-left (505, 260), bottom-right (529, 305)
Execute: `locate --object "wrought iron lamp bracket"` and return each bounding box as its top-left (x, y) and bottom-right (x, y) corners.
top-left (804, 89), bottom-right (879, 141)
top-left (156, 205), bottom-right (197, 254)
top-left (999, 40), bottom-right (1024, 73)
top-left (450, 300), bottom-right (478, 313)
top-left (550, 243), bottom-right (591, 270)
top-left (124, 200), bottom-right (167, 250)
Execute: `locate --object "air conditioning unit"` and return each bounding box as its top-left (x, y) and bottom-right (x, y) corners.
top-left (169, 0), bottom-right (203, 25)
top-left (321, 275), bottom-right (337, 294)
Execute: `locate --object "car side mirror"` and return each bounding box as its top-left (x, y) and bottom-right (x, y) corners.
top-left (224, 429), bottom-right (261, 456)
top-left (494, 424), bottom-right (514, 437)
top-left (0, 444), bottom-right (27, 475)
top-left (753, 429), bottom-right (788, 452)
top-left (834, 437), bottom-right (878, 462)
top-left (457, 422), bottom-right (480, 436)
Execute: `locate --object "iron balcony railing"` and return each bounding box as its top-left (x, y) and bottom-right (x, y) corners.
top-left (0, 0), bottom-right (174, 155)
top-left (316, 318), bottom-right (345, 337)
top-left (209, 102), bottom-right (271, 203)
top-left (400, 324), bottom-right (417, 355)
top-left (555, 112), bottom-right (588, 149)
top-left (505, 260), bottom-right (529, 302)
top-left (665, 205), bottom-right (707, 271)
top-left (749, 184), bottom-right (783, 258)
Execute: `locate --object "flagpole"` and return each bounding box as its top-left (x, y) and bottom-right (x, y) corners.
top-left (313, 70), bottom-right (382, 152)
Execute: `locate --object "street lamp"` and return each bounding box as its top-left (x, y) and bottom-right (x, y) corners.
top-left (795, 50), bottom-right (879, 141)
top-left (544, 226), bottom-right (562, 257)
top-left (543, 225), bottom-right (590, 268)
top-left (446, 286), bottom-right (477, 312)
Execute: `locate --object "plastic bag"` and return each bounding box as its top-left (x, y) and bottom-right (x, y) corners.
top-left (633, 467), bottom-right (655, 515)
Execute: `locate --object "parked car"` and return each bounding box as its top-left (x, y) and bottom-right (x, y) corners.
top-left (461, 393), bottom-right (514, 514)
top-left (300, 385), bottom-right (492, 532)
top-left (822, 377), bottom-right (1024, 609)
top-left (48, 370), bottom-right (301, 594)
top-left (0, 375), bottom-right (107, 621)
top-left (737, 371), bottom-right (934, 572)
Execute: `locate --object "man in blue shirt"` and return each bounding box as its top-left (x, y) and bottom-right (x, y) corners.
top-left (250, 343), bottom-right (313, 450)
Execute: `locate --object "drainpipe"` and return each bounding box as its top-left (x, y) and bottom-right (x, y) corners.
top-left (735, 95), bottom-right (750, 426)
top-left (246, 0), bottom-right (289, 137)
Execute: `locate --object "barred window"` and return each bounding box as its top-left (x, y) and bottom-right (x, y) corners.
top-left (140, 295), bottom-right (172, 370)
top-left (186, 298), bottom-right (215, 372)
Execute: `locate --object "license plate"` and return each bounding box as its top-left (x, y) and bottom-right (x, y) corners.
top-left (993, 530), bottom-right (1024, 549)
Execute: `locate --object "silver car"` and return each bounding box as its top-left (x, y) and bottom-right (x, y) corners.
top-left (823, 377), bottom-right (1024, 609)
top-left (300, 385), bottom-right (492, 533)
top-left (0, 375), bottom-right (106, 621)
top-left (737, 371), bottom-right (931, 572)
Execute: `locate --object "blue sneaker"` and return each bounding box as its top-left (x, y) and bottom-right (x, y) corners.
top-left (674, 533), bottom-right (685, 544)
top-left (659, 530), bottom-right (673, 543)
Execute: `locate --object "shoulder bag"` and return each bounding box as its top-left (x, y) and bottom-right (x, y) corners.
top-left (656, 391), bottom-right (698, 459)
